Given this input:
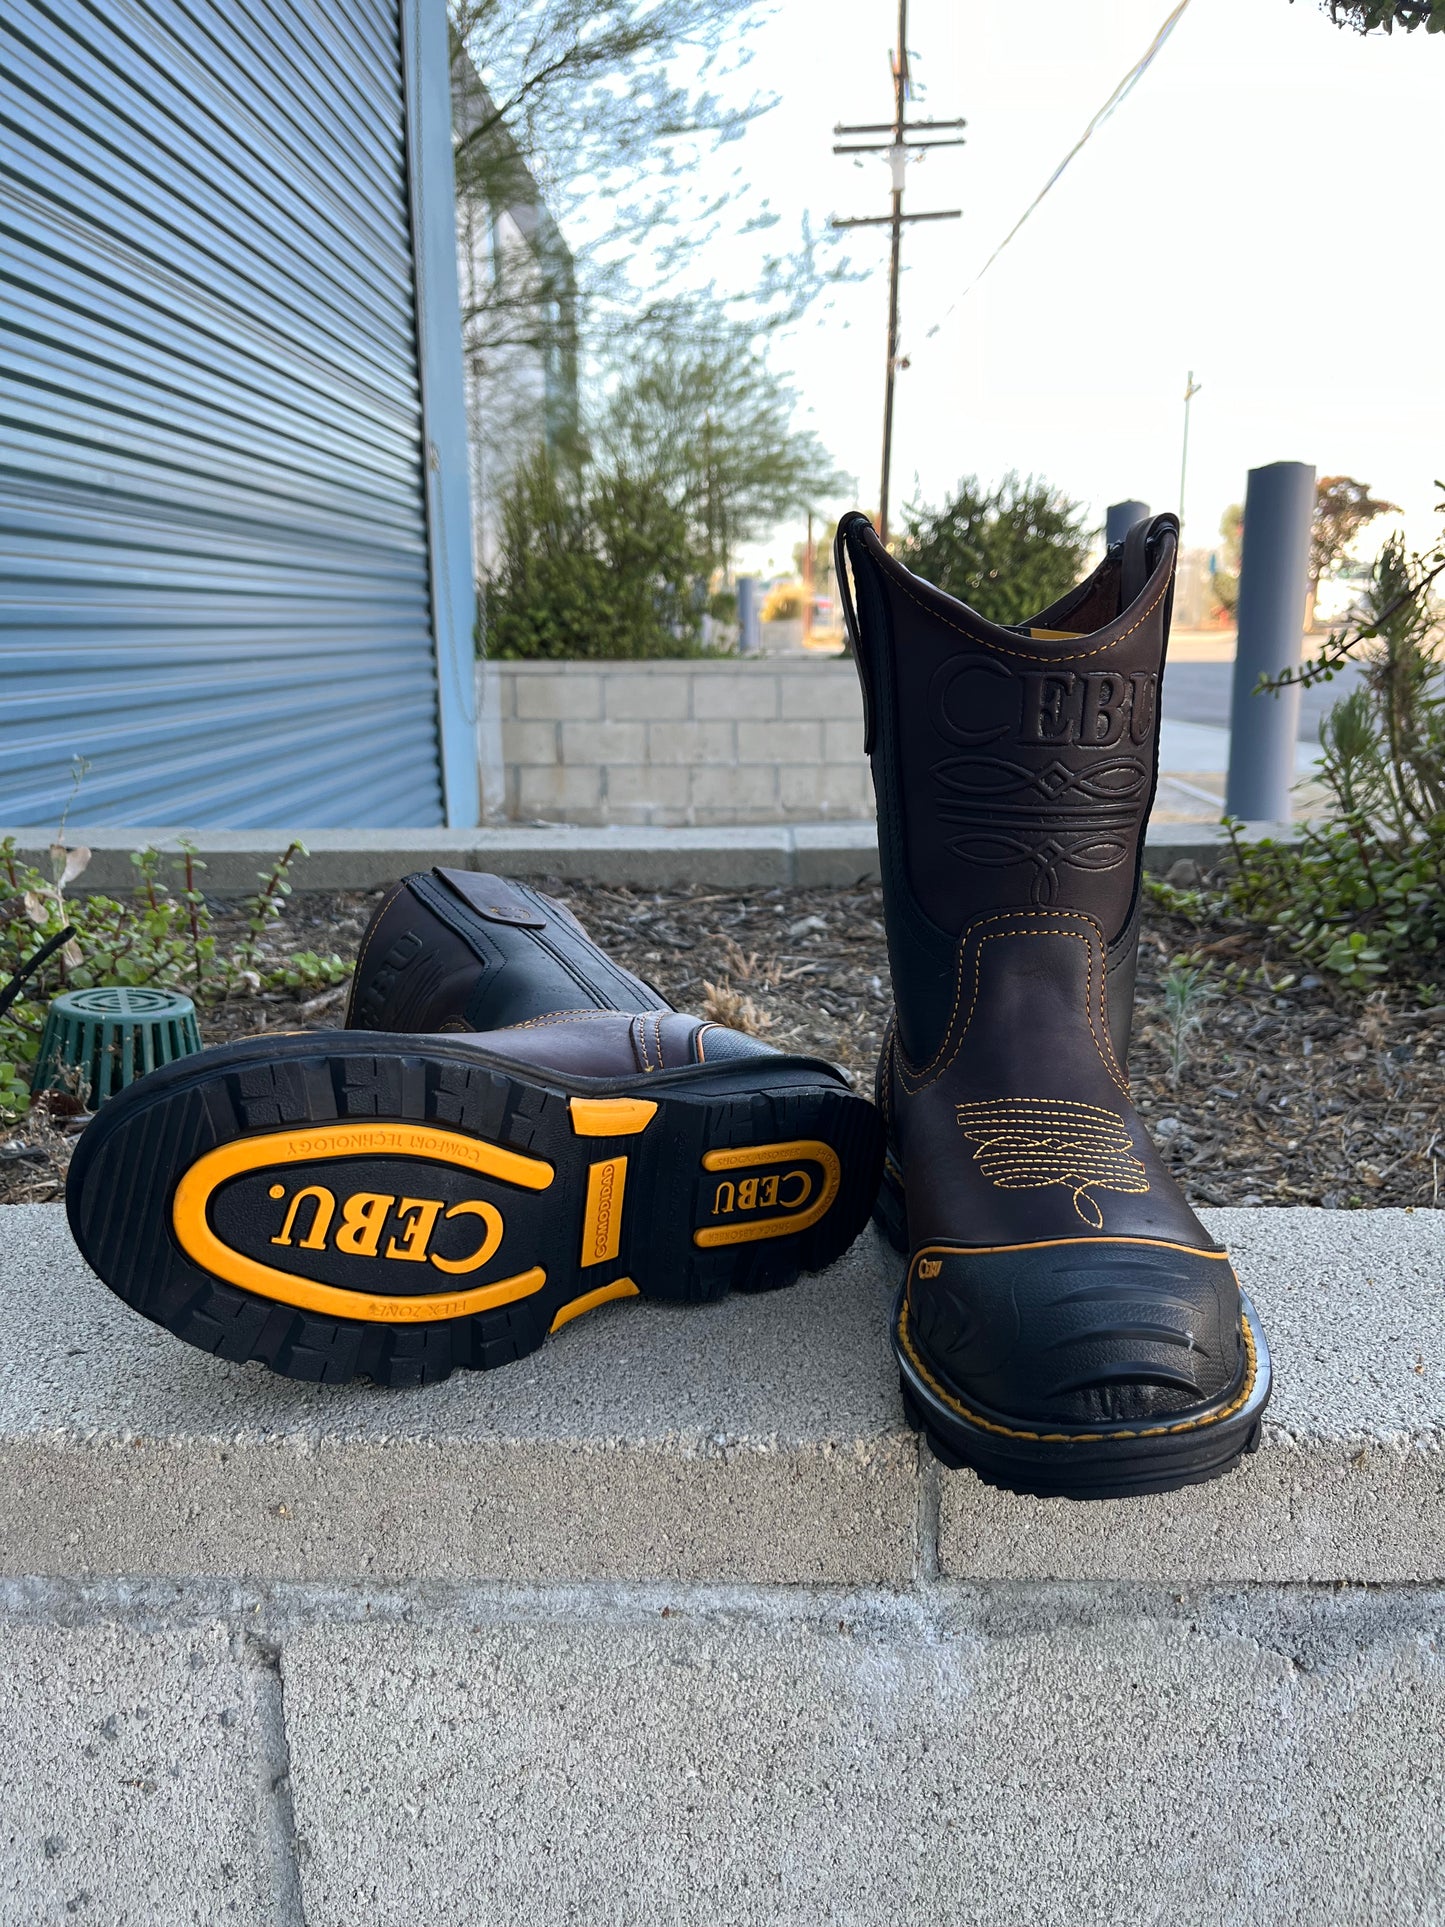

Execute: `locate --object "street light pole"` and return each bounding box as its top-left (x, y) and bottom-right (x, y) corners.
top-left (1180, 368), bottom-right (1201, 528)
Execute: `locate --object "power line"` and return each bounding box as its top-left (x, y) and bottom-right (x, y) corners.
top-left (924, 0), bottom-right (1193, 339)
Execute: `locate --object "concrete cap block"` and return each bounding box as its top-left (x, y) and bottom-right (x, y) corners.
top-left (3, 1207), bottom-right (1444, 1587)
top-left (939, 1208), bottom-right (1445, 1583)
top-left (0, 1217), bottom-right (915, 1586)
top-left (791, 823), bottom-right (880, 886)
top-left (4, 822), bottom-right (1285, 894)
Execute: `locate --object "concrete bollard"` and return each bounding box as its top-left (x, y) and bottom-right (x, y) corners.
top-left (1225, 461), bottom-right (1316, 824)
top-left (737, 575), bottom-right (761, 656)
top-left (1106, 500), bottom-right (1150, 547)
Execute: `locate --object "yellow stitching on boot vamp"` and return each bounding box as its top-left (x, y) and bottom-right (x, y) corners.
top-left (954, 1098), bottom-right (1149, 1228)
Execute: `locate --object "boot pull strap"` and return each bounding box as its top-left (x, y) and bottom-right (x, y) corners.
top-left (833, 513), bottom-right (876, 754)
top-left (1120, 511), bottom-right (1180, 608)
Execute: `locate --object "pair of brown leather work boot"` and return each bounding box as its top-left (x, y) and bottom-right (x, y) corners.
top-left (67, 514), bottom-right (1270, 1499)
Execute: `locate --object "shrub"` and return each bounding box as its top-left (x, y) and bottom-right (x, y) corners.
top-left (0, 839), bottom-right (345, 1118)
top-left (762, 583), bottom-right (802, 621)
top-left (1149, 520), bottom-right (1445, 991)
top-left (483, 449), bottom-right (710, 661)
top-left (898, 472), bottom-right (1092, 626)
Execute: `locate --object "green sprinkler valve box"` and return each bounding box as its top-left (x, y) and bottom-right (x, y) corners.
top-left (32, 987), bottom-right (203, 1107)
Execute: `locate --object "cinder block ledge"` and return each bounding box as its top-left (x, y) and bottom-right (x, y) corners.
top-left (0, 820), bottom-right (1298, 894)
top-left (0, 1206), bottom-right (1439, 1588)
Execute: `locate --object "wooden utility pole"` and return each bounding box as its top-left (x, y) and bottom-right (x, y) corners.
top-left (832, 1), bottom-right (964, 546)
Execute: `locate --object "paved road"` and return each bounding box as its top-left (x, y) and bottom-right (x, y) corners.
top-left (1162, 660), bottom-right (1361, 743)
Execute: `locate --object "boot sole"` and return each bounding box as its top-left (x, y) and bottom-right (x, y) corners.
top-left (894, 1282), bottom-right (1272, 1500)
top-left (67, 1033), bottom-right (884, 1387)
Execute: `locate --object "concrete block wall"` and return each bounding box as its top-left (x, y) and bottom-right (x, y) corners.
top-left (4, 1206), bottom-right (1445, 1920)
top-left (482, 659), bottom-right (872, 825)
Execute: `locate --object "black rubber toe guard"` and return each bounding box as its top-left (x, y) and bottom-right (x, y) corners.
top-left (894, 1239), bottom-right (1272, 1498)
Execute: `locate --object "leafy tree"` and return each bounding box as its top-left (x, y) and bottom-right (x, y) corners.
top-left (593, 312), bottom-right (849, 580)
top-left (450, 1), bottom-right (841, 405)
top-left (897, 474), bottom-right (1092, 626)
top-left (1307, 0), bottom-right (1445, 31)
top-left (1310, 475), bottom-right (1399, 595)
top-left (484, 449), bottom-right (707, 661)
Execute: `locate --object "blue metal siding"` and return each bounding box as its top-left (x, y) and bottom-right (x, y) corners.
top-left (0, 0), bottom-right (449, 827)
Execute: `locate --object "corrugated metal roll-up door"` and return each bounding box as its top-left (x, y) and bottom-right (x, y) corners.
top-left (0, 0), bottom-right (456, 827)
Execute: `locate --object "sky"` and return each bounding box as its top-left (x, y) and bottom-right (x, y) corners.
top-left (703, 0), bottom-right (1442, 571)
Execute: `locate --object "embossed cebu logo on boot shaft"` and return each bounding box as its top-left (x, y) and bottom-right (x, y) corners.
top-left (928, 658), bottom-right (1157, 751)
top-left (926, 658), bottom-right (1158, 904)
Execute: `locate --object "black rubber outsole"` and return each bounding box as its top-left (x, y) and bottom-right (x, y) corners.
top-left (66, 1033), bottom-right (884, 1388)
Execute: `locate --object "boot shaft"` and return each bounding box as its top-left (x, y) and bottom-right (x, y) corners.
top-left (835, 511), bottom-right (1179, 1065)
top-left (347, 868), bottom-right (667, 1036)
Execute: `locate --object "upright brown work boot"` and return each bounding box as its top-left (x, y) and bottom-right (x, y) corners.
top-left (836, 511), bottom-right (1271, 1497)
top-left (67, 870), bottom-right (882, 1386)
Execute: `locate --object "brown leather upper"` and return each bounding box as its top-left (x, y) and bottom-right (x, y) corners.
top-left (839, 512), bottom-right (1174, 1068)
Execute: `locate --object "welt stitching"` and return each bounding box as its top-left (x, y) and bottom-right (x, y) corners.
top-left (898, 1294), bottom-right (1257, 1443)
top-left (500, 1009), bottom-right (619, 1032)
top-left (891, 567), bottom-right (1170, 664)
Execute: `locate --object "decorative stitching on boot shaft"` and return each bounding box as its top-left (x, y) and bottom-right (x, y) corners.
top-left (896, 912), bottom-right (1130, 1097)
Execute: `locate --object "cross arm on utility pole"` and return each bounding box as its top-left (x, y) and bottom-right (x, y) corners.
top-left (832, 0), bottom-right (964, 545)
top-left (831, 209), bottom-right (961, 229)
top-left (834, 138), bottom-right (967, 156)
top-left (834, 119), bottom-right (967, 134)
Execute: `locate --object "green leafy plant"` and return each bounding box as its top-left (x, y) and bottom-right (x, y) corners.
top-left (483, 448), bottom-right (711, 661)
top-left (1157, 506), bottom-right (1445, 990)
top-left (1161, 960), bottom-right (1218, 1089)
top-left (897, 473), bottom-right (1092, 627)
top-left (0, 838), bottom-right (345, 1112)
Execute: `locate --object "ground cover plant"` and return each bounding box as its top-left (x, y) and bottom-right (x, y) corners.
top-left (0, 838), bottom-right (347, 1122)
top-left (1149, 513), bottom-right (1445, 995)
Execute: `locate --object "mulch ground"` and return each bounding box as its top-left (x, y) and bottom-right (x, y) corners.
top-left (5, 883), bottom-right (1441, 1213)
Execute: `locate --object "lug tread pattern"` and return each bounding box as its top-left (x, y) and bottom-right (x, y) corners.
top-left (66, 1041), bottom-right (884, 1388)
